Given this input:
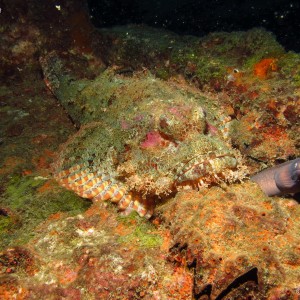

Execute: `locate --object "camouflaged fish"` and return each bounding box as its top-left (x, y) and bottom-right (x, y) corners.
top-left (41, 53), bottom-right (246, 218)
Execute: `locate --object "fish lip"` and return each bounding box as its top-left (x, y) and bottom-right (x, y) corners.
top-left (175, 153), bottom-right (237, 183)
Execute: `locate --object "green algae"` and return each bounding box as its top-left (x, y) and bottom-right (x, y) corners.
top-left (155, 67), bottom-right (169, 80)
top-left (278, 51), bottom-right (300, 86)
top-left (117, 213), bottom-right (163, 248)
top-left (0, 215), bottom-right (17, 239)
top-left (98, 26), bottom-right (285, 85)
top-left (0, 175), bottom-right (91, 250)
top-left (170, 28), bottom-right (285, 83)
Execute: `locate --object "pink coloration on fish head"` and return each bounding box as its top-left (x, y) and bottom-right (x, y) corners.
top-left (140, 131), bottom-right (165, 149)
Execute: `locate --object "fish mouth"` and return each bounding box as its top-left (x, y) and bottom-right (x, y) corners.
top-left (175, 153), bottom-right (238, 185)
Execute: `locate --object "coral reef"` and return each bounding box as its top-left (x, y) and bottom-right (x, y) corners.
top-left (0, 2), bottom-right (300, 298)
top-left (96, 25), bottom-right (284, 85)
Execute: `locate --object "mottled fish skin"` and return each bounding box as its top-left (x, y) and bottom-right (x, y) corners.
top-left (250, 158), bottom-right (300, 196)
top-left (43, 54), bottom-right (247, 217)
top-left (55, 165), bottom-right (153, 218)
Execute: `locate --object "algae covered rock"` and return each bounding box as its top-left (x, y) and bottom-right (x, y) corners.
top-left (157, 182), bottom-right (300, 299)
top-left (96, 25), bottom-right (284, 84)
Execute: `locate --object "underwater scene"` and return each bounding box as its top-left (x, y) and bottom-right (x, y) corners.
top-left (0, 0), bottom-right (299, 299)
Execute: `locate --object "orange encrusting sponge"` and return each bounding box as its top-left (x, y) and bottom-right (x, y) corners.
top-left (253, 58), bottom-right (277, 79)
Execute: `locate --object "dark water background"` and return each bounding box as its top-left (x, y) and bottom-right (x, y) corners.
top-left (87, 0), bottom-right (300, 52)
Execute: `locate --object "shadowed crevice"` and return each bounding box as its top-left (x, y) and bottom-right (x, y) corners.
top-left (215, 267), bottom-right (258, 300)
